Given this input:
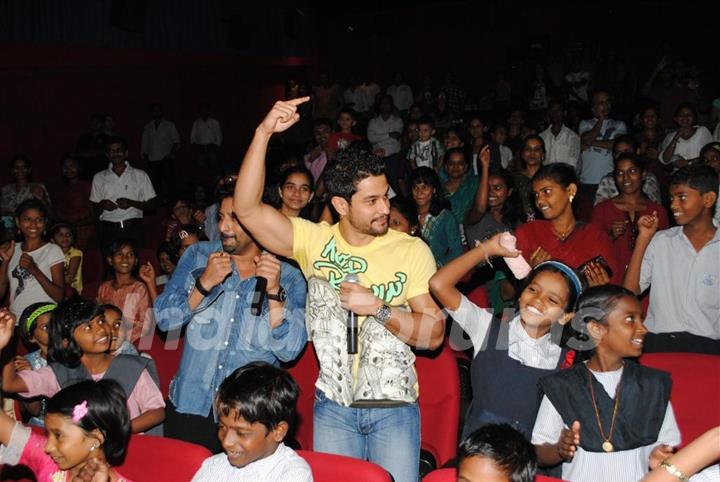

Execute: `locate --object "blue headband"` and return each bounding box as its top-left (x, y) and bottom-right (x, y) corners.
top-left (535, 260), bottom-right (584, 298)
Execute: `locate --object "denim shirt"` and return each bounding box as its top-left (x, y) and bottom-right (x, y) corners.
top-left (154, 241), bottom-right (307, 417)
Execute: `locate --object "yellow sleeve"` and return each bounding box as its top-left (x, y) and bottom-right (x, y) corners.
top-left (404, 238), bottom-right (437, 301)
top-left (289, 217), bottom-right (316, 277)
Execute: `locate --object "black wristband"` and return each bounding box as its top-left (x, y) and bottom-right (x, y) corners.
top-left (195, 277), bottom-right (211, 296)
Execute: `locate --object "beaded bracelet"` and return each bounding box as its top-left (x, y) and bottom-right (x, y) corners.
top-left (660, 461), bottom-right (689, 482)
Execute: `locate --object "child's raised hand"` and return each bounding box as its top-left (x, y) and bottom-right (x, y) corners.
top-left (138, 262), bottom-right (156, 286)
top-left (0, 309), bottom-right (16, 350)
top-left (0, 240), bottom-right (14, 263)
top-left (484, 232), bottom-right (521, 259)
top-left (479, 145), bottom-right (491, 170)
top-left (558, 420), bottom-right (581, 462)
top-left (258, 97), bottom-right (310, 136)
top-left (637, 211), bottom-right (659, 239)
top-left (13, 356), bottom-right (31, 372)
top-left (649, 444), bottom-right (675, 470)
top-left (71, 456), bottom-right (110, 482)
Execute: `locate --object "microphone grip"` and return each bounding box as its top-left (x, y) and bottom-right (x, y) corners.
top-left (347, 311), bottom-right (358, 354)
top-left (251, 276), bottom-right (268, 315)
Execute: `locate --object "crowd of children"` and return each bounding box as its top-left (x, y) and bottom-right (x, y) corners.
top-left (0, 61), bottom-right (718, 482)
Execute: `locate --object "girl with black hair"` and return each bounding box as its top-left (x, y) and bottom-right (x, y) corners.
top-left (1, 298), bottom-right (165, 434)
top-left (430, 238), bottom-right (583, 439)
top-left (533, 285), bottom-right (681, 482)
top-left (515, 163), bottom-right (621, 287)
top-left (0, 199), bottom-right (65, 319)
top-left (410, 167), bottom-right (463, 267)
top-left (276, 165), bottom-right (315, 219)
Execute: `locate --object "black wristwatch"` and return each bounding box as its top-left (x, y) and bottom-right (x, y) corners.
top-left (194, 277), bottom-right (212, 297)
top-left (267, 286), bottom-right (287, 303)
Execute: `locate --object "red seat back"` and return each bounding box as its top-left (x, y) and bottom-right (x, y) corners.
top-left (285, 343), bottom-right (320, 450)
top-left (416, 346), bottom-right (461, 468)
top-left (467, 285), bottom-right (489, 308)
top-left (140, 329), bottom-right (185, 398)
top-left (640, 352), bottom-right (720, 444)
top-left (297, 450), bottom-right (392, 482)
top-left (423, 468), bottom-right (567, 481)
top-left (118, 434), bottom-right (210, 481)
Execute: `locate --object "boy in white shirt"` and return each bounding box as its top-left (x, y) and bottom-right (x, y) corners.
top-left (407, 117), bottom-right (445, 170)
top-left (191, 362), bottom-right (312, 482)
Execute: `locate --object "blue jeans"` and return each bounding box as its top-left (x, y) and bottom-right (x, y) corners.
top-left (313, 389), bottom-right (420, 482)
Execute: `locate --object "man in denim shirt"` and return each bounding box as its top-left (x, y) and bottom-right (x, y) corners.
top-left (154, 184), bottom-right (307, 452)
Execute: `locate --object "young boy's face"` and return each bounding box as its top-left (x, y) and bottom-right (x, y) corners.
top-left (670, 183), bottom-right (715, 226)
top-left (418, 123), bottom-right (434, 142)
top-left (458, 455), bottom-right (511, 482)
top-left (218, 410), bottom-right (285, 469)
top-left (492, 127), bottom-right (508, 145)
top-left (337, 113), bottom-right (356, 132)
top-left (313, 124), bottom-right (331, 148)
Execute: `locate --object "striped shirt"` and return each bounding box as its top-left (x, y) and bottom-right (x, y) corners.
top-left (532, 365), bottom-right (681, 482)
top-left (191, 443), bottom-right (313, 482)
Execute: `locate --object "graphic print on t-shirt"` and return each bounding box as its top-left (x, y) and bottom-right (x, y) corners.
top-left (313, 237), bottom-right (407, 304)
top-left (11, 266), bottom-right (32, 298)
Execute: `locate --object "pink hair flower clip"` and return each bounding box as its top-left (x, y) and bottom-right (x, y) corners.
top-left (72, 400), bottom-right (89, 423)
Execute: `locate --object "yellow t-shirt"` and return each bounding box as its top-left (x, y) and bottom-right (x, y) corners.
top-left (64, 247), bottom-right (83, 295)
top-left (291, 217), bottom-right (436, 307)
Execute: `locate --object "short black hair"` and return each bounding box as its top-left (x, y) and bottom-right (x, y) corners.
top-left (531, 163), bottom-right (578, 189)
top-left (409, 166), bottom-right (450, 216)
top-left (105, 237), bottom-right (138, 259)
top-left (49, 221), bottom-right (77, 242)
top-left (46, 379), bottom-right (131, 466)
top-left (674, 101), bottom-right (698, 120)
top-left (458, 424), bottom-right (537, 482)
top-left (613, 152), bottom-right (646, 172)
top-left (323, 144), bottom-right (386, 203)
top-left (105, 136), bottom-right (128, 152)
top-left (10, 154), bottom-right (31, 169)
top-left (15, 198), bottom-right (48, 221)
top-left (444, 147), bottom-right (468, 166)
top-left (279, 165), bottom-right (315, 193)
top-left (418, 116), bottom-right (435, 129)
top-left (670, 165), bottom-right (719, 197)
top-left (338, 107), bottom-right (356, 119)
top-left (99, 303), bottom-right (123, 319)
top-left (613, 134), bottom-right (638, 152)
top-left (156, 241), bottom-right (178, 265)
top-left (49, 298), bottom-right (105, 368)
top-left (216, 361), bottom-right (299, 435)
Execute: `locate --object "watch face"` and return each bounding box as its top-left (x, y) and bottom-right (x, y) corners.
top-left (376, 304), bottom-right (391, 323)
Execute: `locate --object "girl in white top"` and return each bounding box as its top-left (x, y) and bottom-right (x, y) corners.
top-left (659, 102), bottom-right (713, 167)
top-left (0, 199), bottom-right (65, 318)
top-left (532, 285), bottom-right (681, 482)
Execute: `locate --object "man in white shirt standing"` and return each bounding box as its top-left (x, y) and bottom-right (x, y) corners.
top-left (190, 102), bottom-right (222, 175)
top-left (577, 91), bottom-right (627, 215)
top-left (540, 99), bottom-right (581, 168)
top-left (141, 103), bottom-right (180, 198)
top-left (367, 95), bottom-right (405, 194)
top-left (387, 73), bottom-right (414, 117)
top-left (90, 136), bottom-right (156, 253)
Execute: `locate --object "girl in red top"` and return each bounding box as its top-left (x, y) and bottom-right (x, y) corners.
top-left (515, 163), bottom-right (620, 286)
top-left (591, 153), bottom-right (668, 273)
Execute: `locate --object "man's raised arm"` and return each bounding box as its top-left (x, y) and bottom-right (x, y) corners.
top-left (234, 97), bottom-right (310, 258)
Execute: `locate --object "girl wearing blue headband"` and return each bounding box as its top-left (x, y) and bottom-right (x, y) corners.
top-left (430, 234), bottom-right (584, 440)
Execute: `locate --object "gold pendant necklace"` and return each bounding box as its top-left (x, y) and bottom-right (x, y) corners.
top-left (552, 221), bottom-right (576, 241)
top-left (588, 366), bottom-right (622, 453)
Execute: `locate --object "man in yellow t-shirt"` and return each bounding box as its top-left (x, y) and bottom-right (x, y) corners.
top-left (233, 98), bottom-right (444, 482)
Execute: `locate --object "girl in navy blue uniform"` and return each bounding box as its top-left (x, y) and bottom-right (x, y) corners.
top-left (430, 234), bottom-right (583, 439)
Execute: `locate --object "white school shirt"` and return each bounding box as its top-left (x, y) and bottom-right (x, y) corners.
top-left (532, 364), bottom-right (682, 482)
top-left (191, 443), bottom-right (313, 482)
top-left (640, 227), bottom-right (720, 339)
top-left (89, 163), bottom-right (156, 222)
top-left (446, 294), bottom-right (562, 368)
top-left (540, 124), bottom-right (581, 168)
top-left (190, 117), bottom-right (222, 146)
top-left (141, 119), bottom-right (180, 162)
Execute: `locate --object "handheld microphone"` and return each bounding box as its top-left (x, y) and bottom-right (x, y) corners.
top-left (251, 276), bottom-right (267, 316)
top-left (344, 273), bottom-right (359, 354)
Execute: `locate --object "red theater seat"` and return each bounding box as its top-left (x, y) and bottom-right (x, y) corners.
top-left (640, 352), bottom-right (720, 444)
top-left (118, 434), bottom-right (210, 482)
top-left (285, 343), bottom-right (320, 450)
top-left (416, 346), bottom-right (461, 469)
top-left (297, 450), bottom-right (392, 482)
